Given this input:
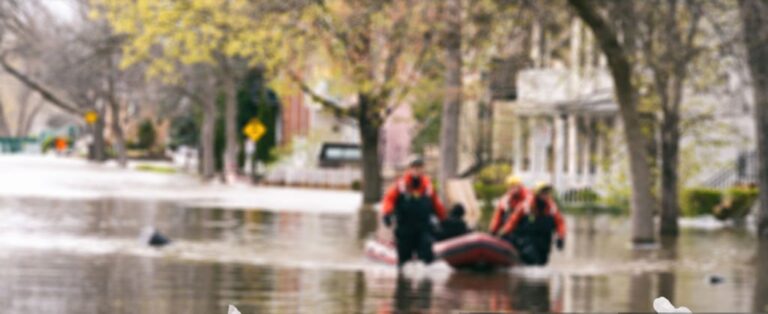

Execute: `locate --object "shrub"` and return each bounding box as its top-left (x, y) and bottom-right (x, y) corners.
top-left (476, 163), bottom-right (512, 185)
top-left (41, 137), bottom-right (71, 153)
top-left (137, 119), bottom-right (157, 150)
top-left (474, 181), bottom-right (507, 204)
top-left (680, 188), bottom-right (722, 217)
top-left (562, 188), bottom-right (600, 204)
top-left (714, 187), bottom-right (759, 220)
top-left (728, 187), bottom-right (759, 218)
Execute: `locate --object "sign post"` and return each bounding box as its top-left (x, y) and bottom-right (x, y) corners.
top-left (242, 118), bottom-right (266, 178)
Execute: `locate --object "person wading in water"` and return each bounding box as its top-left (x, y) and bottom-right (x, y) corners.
top-left (381, 157), bottom-right (446, 268)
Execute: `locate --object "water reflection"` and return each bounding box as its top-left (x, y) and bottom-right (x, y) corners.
top-left (0, 197), bottom-right (763, 313)
top-left (393, 273), bottom-right (433, 313)
top-left (658, 236), bottom-right (678, 305)
top-left (754, 242), bottom-right (768, 313)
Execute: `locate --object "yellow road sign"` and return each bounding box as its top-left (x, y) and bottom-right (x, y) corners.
top-left (84, 111), bottom-right (98, 125)
top-left (243, 118), bottom-right (266, 141)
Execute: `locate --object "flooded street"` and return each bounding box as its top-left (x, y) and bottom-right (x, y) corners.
top-left (0, 196), bottom-right (765, 313)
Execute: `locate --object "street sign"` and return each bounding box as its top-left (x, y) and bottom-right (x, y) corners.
top-left (84, 111), bottom-right (98, 125)
top-left (243, 118), bottom-right (266, 142)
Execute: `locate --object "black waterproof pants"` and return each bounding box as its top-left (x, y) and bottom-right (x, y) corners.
top-left (504, 235), bottom-right (551, 266)
top-left (395, 229), bottom-right (435, 266)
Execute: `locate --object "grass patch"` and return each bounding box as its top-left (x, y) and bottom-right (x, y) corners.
top-left (135, 164), bottom-right (177, 174)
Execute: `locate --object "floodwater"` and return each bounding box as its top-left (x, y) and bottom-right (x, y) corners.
top-left (0, 197), bottom-right (765, 313)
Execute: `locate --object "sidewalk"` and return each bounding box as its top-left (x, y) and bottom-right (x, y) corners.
top-left (0, 155), bottom-right (362, 214)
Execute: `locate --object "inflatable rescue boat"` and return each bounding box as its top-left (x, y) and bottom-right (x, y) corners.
top-left (364, 232), bottom-right (519, 270)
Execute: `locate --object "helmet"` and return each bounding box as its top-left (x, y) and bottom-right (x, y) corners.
top-left (534, 181), bottom-right (553, 193)
top-left (505, 175), bottom-right (522, 187)
top-left (408, 155), bottom-right (425, 168)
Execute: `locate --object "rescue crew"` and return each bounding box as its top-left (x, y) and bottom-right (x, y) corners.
top-left (498, 182), bottom-right (566, 265)
top-left (381, 156), bottom-right (446, 268)
top-left (489, 175), bottom-right (530, 235)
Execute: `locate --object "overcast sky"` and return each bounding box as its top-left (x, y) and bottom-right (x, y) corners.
top-left (43, 0), bottom-right (76, 23)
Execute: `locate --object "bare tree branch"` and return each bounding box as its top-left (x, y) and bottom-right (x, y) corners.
top-left (0, 55), bottom-right (81, 115)
top-left (383, 31), bottom-right (433, 118)
top-left (287, 70), bottom-right (349, 117)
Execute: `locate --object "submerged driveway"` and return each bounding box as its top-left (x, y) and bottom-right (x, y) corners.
top-left (0, 155), bottom-right (362, 214)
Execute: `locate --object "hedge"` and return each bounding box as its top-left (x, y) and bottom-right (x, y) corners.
top-left (713, 187), bottom-right (759, 220)
top-left (680, 188), bottom-right (722, 217)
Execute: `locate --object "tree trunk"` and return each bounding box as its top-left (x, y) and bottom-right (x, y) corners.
top-left (223, 76), bottom-right (239, 183)
top-left (20, 100), bottom-right (42, 137)
top-left (0, 100), bottom-right (10, 137)
top-left (570, 0), bottom-right (657, 244)
top-left (92, 112), bottom-right (106, 162)
top-left (740, 0), bottom-right (768, 239)
top-left (659, 114), bottom-right (680, 236)
top-left (359, 94), bottom-right (383, 204)
top-left (108, 98), bottom-right (127, 167)
top-left (439, 0), bottom-right (463, 195)
top-left (200, 95), bottom-right (217, 180)
top-left (14, 90), bottom-right (31, 137)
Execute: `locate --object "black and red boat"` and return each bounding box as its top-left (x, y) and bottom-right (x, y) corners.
top-left (364, 232), bottom-right (519, 270)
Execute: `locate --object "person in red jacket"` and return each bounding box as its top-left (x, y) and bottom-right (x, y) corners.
top-left (489, 175), bottom-right (530, 235)
top-left (499, 182), bottom-right (565, 265)
top-left (381, 157), bottom-right (446, 267)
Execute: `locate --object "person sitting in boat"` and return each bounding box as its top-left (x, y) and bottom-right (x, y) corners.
top-left (436, 203), bottom-right (470, 241)
top-left (381, 156), bottom-right (447, 268)
top-left (489, 175), bottom-right (530, 236)
top-left (499, 182), bottom-right (566, 265)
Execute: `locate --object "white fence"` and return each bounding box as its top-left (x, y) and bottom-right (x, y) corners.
top-left (264, 167), bottom-right (361, 189)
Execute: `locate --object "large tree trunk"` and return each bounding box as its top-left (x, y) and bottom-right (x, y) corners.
top-left (14, 90), bottom-right (31, 137)
top-left (0, 100), bottom-right (10, 137)
top-left (359, 94), bottom-right (383, 204)
top-left (439, 0), bottom-right (462, 195)
top-left (740, 0), bottom-right (768, 239)
top-left (659, 114), bottom-right (680, 236)
top-left (570, 0), bottom-right (657, 244)
top-left (200, 96), bottom-right (217, 180)
top-left (91, 112), bottom-right (106, 162)
top-left (223, 76), bottom-right (239, 183)
top-left (107, 98), bottom-right (127, 167)
top-left (20, 100), bottom-right (42, 137)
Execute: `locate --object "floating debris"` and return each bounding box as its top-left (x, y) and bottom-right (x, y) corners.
top-left (707, 275), bottom-right (724, 285)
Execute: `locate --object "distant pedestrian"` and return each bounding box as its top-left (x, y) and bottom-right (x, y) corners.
top-left (54, 137), bottom-right (68, 155)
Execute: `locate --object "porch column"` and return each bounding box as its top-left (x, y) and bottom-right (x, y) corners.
top-left (513, 115), bottom-right (523, 174)
top-left (528, 116), bottom-right (539, 175)
top-left (581, 116), bottom-right (594, 185)
top-left (595, 117), bottom-right (605, 179)
top-left (567, 114), bottom-right (579, 186)
top-left (553, 114), bottom-right (566, 191)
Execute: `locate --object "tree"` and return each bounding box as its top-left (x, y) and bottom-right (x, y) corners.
top-left (93, 0), bottom-right (285, 180)
top-left (635, 0), bottom-right (705, 236)
top-left (439, 0), bottom-right (463, 192)
top-left (739, 0), bottom-right (768, 239)
top-left (137, 118), bottom-right (156, 150)
top-left (0, 0), bottom-right (119, 162)
top-left (569, 0), bottom-right (657, 244)
top-left (285, 0), bottom-right (435, 204)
